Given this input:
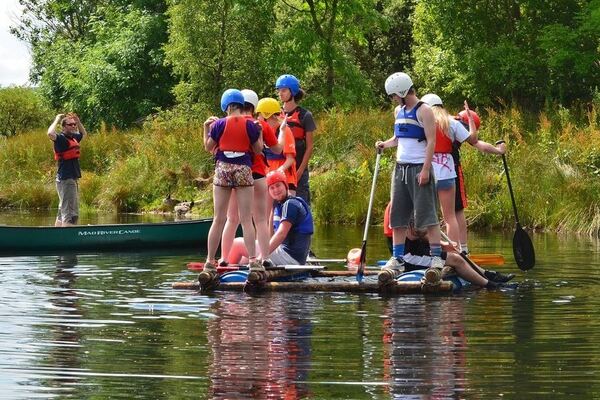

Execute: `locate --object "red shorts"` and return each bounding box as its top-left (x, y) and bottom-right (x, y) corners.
top-left (454, 164), bottom-right (468, 211)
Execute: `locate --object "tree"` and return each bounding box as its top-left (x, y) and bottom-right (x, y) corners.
top-left (276, 0), bottom-right (384, 108)
top-left (411, 0), bottom-right (600, 109)
top-left (12, 0), bottom-right (175, 128)
top-left (164, 0), bottom-right (278, 110)
top-left (0, 87), bottom-right (51, 136)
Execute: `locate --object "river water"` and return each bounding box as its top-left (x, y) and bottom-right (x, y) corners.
top-left (0, 212), bottom-right (598, 399)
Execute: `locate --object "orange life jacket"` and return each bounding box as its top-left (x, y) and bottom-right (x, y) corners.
top-left (286, 108), bottom-right (306, 140)
top-left (219, 116), bottom-right (251, 152)
top-left (434, 125), bottom-right (453, 153)
top-left (54, 136), bottom-right (80, 161)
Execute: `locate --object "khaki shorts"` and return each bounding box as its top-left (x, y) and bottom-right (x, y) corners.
top-left (213, 161), bottom-right (254, 187)
top-left (56, 179), bottom-right (79, 224)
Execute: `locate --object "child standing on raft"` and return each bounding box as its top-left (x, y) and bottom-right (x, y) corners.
top-left (375, 72), bottom-right (445, 283)
top-left (219, 90), bottom-right (285, 266)
top-left (199, 89), bottom-right (264, 285)
top-left (276, 74), bottom-right (317, 205)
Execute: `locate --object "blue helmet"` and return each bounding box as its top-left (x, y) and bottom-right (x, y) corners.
top-left (275, 74), bottom-right (300, 96)
top-left (220, 89), bottom-right (245, 112)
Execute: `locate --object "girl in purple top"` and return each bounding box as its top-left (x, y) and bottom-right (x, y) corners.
top-left (200, 89), bottom-right (264, 280)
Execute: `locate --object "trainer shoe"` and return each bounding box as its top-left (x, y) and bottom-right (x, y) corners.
top-left (198, 260), bottom-right (218, 287)
top-left (262, 259), bottom-right (275, 270)
top-left (383, 257), bottom-right (405, 271)
top-left (484, 270), bottom-right (515, 283)
top-left (203, 260), bottom-right (217, 273)
top-left (218, 260), bottom-right (229, 267)
top-left (486, 280), bottom-right (519, 290)
top-left (378, 257), bottom-right (405, 285)
top-left (249, 259), bottom-right (266, 272)
top-left (431, 256), bottom-right (444, 270)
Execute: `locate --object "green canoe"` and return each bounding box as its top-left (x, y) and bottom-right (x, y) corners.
top-left (0, 219), bottom-right (212, 254)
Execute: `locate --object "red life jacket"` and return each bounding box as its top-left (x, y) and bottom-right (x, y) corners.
top-left (434, 125), bottom-right (453, 153)
top-left (286, 108), bottom-right (306, 140)
top-left (54, 136), bottom-right (81, 161)
top-left (251, 118), bottom-right (274, 176)
top-left (219, 116), bottom-right (251, 152)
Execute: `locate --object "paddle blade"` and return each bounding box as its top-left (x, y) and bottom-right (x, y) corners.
top-left (470, 254), bottom-right (505, 266)
top-left (513, 226), bottom-right (535, 271)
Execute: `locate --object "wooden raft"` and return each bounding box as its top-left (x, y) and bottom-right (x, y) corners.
top-left (172, 279), bottom-right (453, 294)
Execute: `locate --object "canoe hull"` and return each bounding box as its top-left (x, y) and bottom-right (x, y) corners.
top-left (0, 219), bottom-right (211, 254)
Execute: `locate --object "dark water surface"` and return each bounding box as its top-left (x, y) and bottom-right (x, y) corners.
top-left (0, 212), bottom-right (598, 399)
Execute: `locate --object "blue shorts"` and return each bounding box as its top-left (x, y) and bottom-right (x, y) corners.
top-left (436, 178), bottom-right (455, 191)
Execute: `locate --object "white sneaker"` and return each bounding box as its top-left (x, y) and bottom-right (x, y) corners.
top-left (431, 256), bottom-right (444, 270)
top-left (384, 257), bottom-right (405, 272)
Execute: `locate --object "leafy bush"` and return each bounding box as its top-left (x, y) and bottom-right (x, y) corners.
top-left (0, 87), bottom-right (52, 137)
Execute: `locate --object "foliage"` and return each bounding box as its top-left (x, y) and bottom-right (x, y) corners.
top-left (412, 0), bottom-right (600, 109)
top-left (13, 0), bottom-right (175, 128)
top-left (164, 0), bottom-right (278, 111)
top-left (164, 0), bottom-right (397, 112)
top-left (0, 87), bottom-right (52, 137)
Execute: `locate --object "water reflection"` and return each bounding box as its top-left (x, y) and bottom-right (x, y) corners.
top-left (3, 229), bottom-right (600, 398)
top-left (382, 297), bottom-right (467, 399)
top-left (206, 293), bottom-right (313, 399)
top-left (42, 255), bottom-right (83, 393)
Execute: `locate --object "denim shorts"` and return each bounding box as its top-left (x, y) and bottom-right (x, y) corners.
top-left (436, 178), bottom-right (455, 191)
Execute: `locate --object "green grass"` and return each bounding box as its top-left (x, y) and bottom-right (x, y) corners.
top-left (2, 102), bottom-right (600, 234)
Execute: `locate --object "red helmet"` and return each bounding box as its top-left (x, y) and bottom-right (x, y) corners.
top-left (457, 110), bottom-right (481, 129)
top-left (266, 170), bottom-right (287, 188)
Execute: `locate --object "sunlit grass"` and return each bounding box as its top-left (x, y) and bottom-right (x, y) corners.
top-left (2, 101), bottom-right (600, 234)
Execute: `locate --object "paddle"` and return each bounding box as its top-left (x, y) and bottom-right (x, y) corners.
top-left (496, 140), bottom-right (536, 271)
top-left (357, 147), bottom-right (383, 283)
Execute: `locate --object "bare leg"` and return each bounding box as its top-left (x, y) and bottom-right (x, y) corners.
top-left (438, 186), bottom-right (460, 245)
top-left (235, 186), bottom-right (256, 259)
top-left (206, 185), bottom-right (232, 262)
top-left (220, 190), bottom-right (240, 262)
top-left (445, 252), bottom-right (487, 286)
top-left (252, 178), bottom-right (271, 259)
top-left (425, 223), bottom-right (442, 247)
top-left (392, 226), bottom-right (408, 247)
top-left (456, 208), bottom-right (468, 249)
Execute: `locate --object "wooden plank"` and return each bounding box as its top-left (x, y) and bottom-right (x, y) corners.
top-left (172, 280), bottom-right (453, 294)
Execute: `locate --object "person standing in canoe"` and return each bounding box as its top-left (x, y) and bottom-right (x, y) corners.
top-left (47, 113), bottom-right (87, 227)
top-left (375, 72), bottom-right (444, 280)
top-left (276, 74), bottom-right (317, 205)
top-left (219, 90), bottom-right (285, 267)
top-left (227, 170), bottom-right (314, 267)
top-left (258, 97), bottom-right (298, 195)
top-left (200, 89), bottom-right (264, 284)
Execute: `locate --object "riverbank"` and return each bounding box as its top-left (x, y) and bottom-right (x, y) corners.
top-left (2, 104), bottom-right (599, 234)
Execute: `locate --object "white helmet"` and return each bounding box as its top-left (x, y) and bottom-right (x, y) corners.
top-left (421, 93), bottom-right (443, 107)
top-left (241, 89), bottom-right (259, 108)
top-left (384, 72), bottom-right (413, 98)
